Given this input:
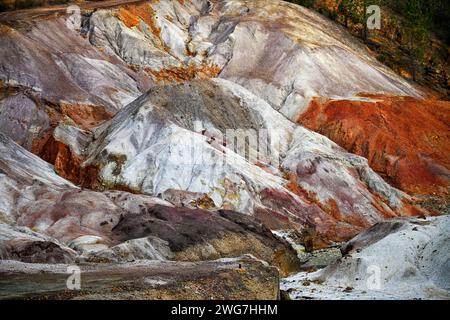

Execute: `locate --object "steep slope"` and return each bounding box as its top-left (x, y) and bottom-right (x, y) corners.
top-left (286, 0), bottom-right (450, 99)
top-left (0, 17), bottom-right (150, 155)
top-left (0, 132), bottom-right (299, 273)
top-left (197, 0), bottom-right (420, 118)
top-left (49, 79), bottom-right (424, 248)
top-left (81, 0), bottom-right (420, 118)
top-left (0, 0), bottom-right (447, 300)
top-left (1, 0), bottom-right (419, 127)
top-left (298, 95), bottom-right (450, 208)
top-left (0, 0), bottom-right (428, 161)
top-left (1, 2), bottom-right (437, 201)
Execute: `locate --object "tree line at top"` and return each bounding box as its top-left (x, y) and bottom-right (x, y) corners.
top-left (287, 0), bottom-right (449, 81)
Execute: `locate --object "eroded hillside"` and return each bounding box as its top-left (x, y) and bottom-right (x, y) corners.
top-left (0, 0), bottom-right (448, 300)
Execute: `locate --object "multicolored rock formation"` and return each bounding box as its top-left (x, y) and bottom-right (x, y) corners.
top-left (0, 0), bottom-right (448, 299)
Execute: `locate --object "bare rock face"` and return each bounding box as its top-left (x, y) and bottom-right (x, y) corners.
top-left (50, 79), bottom-right (424, 247)
top-left (298, 95), bottom-right (450, 210)
top-left (108, 206), bottom-right (299, 275)
top-left (282, 216), bottom-right (450, 300)
top-left (82, 0), bottom-right (419, 115)
top-left (0, 13), bottom-right (150, 157)
top-left (0, 224), bottom-right (76, 264)
top-left (0, 0), bottom-right (421, 155)
top-left (0, 0), bottom-right (448, 300)
top-left (0, 0), bottom-right (430, 249)
top-left (0, 132), bottom-right (299, 273)
top-left (196, 0), bottom-right (420, 117)
top-left (0, 18), bottom-right (146, 112)
top-left (0, 256), bottom-right (280, 300)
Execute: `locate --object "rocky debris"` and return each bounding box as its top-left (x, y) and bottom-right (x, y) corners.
top-left (273, 229), bottom-right (342, 270)
top-left (0, 255), bottom-right (280, 300)
top-left (68, 235), bottom-right (109, 255)
top-left (282, 216), bottom-right (450, 300)
top-left (159, 189), bottom-right (216, 209)
top-left (106, 205), bottom-right (299, 275)
top-left (0, 223), bottom-right (76, 264)
top-left (298, 95), bottom-right (450, 202)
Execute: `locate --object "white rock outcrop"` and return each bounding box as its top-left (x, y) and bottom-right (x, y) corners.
top-left (282, 216), bottom-right (450, 300)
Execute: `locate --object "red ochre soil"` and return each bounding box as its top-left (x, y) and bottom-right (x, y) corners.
top-left (298, 95), bottom-right (450, 197)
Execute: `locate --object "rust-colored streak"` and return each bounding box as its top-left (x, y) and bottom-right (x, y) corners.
top-left (29, 99), bottom-right (112, 156)
top-left (40, 136), bottom-right (100, 188)
top-left (115, 2), bottom-right (161, 38)
top-left (59, 103), bottom-right (113, 130)
top-left (32, 100), bottom-right (113, 187)
top-left (298, 96), bottom-right (450, 197)
top-left (285, 172), bottom-right (372, 229)
top-left (148, 64), bottom-right (222, 83)
top-left (40, 136), bottom-right (83, 185)
top-left (116, 7), bottom-right (141, 28)
top-left (258, 187), bottom-right (364, 249)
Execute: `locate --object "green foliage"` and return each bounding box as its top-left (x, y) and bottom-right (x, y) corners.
top-left (376, 0), bottom-right (448, 45)
top-left (287, 0), bottom-right (315, 8)
top-left (402, 1), bottom-right (431, 48)
top-left (340, 0), bottom-right (378, 41)
top-left (383, 0), bottom-right (432, 79)
top-left (431, 0), bottom-right (450, 45)
top-left (286, 0), bottom-right (447, 73)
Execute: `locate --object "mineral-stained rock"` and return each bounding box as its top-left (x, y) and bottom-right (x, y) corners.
top-left (0, 18), bottom-right (146, 112)
top-left (0, 93), bottom-right (51, 152)
top-left (160, 189), bottom-right (216, 209)
top-left (0, 1), bottom-right (438, 250)
top-left (0, 256), bottom-right (280, 300)
top-left (0, 0), bottom-right (421, 152)
top-left (84, 0), bottom-right (421, 111)
top-left (51, 79), bottom-right (424, 247)
top-left (298, 95), bottom-right (450, 202)
top-left (0, 13), bottom-right (150, 155)
top-left (0, 132), bottom-right (300, 272)
top-left (193, 0), bottom-right (421, 118)
top-left (0, 0), bottom-right (447, 300)
top-left (80, 0), bottom-right (421, 117)
top-left (282, 216), bottom-right (450, 300)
